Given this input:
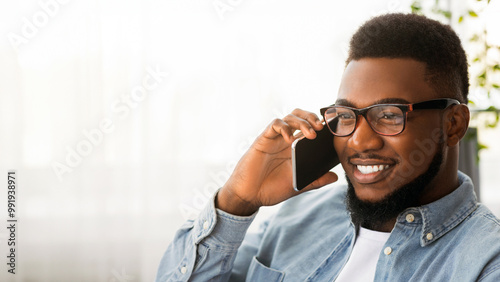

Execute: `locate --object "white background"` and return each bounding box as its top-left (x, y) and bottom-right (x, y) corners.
top-left (0, 0), bottom-right (499, 281)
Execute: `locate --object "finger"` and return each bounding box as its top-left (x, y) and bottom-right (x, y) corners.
top-left (262, 119), bottom-right (294, 144)
top-left (291, 109), bottom-right (324, 131)
top-left (283, 115), bottom-right (318, 139)
top-left (299, 172), bottom-right (338, 193)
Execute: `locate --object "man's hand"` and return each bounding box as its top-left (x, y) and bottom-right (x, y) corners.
top-left (216, 109), bottom-right (339, 216)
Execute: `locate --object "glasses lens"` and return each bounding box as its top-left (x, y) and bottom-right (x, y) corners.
top-left (367, 105), bottom-right (405, 135)
top-left (324, 107), bottom-right (356, 136)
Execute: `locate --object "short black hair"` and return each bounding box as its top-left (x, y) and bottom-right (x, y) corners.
top-left (347, 13), bottom-right (469, 103)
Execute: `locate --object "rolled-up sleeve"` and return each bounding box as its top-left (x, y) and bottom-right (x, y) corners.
top-left (155, 191), bottom-right (257, 282)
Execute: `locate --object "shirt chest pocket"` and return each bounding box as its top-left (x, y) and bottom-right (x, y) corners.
top-left (246, 256), bottom-right (285, 282)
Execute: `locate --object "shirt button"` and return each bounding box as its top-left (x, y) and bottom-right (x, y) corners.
top-left (384, 247), bottom-right (392, 255)
top-left (406, 214), bottom-right (415, 223)
top-left (426, 232), bottom-right (434, 241)
top-left (180, 266), bottom-right (187, 274)
top-left (203, 221), bottom-right (209, 230)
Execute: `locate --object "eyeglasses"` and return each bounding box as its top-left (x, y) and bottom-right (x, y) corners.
top-left (320, 98), bottom-right (460, 136)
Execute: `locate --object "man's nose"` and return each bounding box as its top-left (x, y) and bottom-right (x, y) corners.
top-left (347, 116), bottom-right (384, 152)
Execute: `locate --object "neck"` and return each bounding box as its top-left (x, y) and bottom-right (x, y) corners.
top-left (361, 218), bottom-right (396, 232)
top-left (418, 148), bottom-right (460, 206)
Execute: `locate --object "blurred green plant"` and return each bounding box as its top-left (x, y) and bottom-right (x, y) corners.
top-left (411, 0), bottom-right (500, 156)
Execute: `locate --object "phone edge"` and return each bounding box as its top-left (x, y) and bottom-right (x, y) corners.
top-left (291, 137), bottom-right (303, 192)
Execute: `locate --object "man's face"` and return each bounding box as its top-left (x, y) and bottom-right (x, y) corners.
top-left (334, 58), bottom-right (446, 205)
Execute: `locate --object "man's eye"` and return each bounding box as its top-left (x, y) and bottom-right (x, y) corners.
top-left (377, 112), bottom-right (403, 124)
top-left (338, 113), bottom-right (355, 119)
top-left (381, 113), bottom-right (398, 119)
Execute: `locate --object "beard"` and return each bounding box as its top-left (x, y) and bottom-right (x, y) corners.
top-left (345, 141), bottom-right (444, 231)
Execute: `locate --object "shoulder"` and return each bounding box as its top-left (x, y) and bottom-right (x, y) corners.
top-left (458, 204), bottom-right (500, 280)
top-left (475, 206), bottom-right (500, 281)
top-left (467, 203), bottom-right (500, 233)
top-left (449, 203), bottom-right (500, 246)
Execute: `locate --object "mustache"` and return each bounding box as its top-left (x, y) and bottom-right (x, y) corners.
top-left (347, 153), bottom-right (398, 164)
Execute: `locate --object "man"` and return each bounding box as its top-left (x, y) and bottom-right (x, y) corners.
top-left (156, 13), bottom-right (500, 281)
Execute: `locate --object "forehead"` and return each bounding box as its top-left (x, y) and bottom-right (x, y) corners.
top-left (336, 58), bottom-right (437, 107)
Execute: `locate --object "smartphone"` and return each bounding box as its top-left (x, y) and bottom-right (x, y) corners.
top-left (292, 125), bottom-right (340, 191)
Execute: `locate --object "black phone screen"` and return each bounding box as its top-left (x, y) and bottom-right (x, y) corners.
top-left (292, 125), bottom-right (340, 191)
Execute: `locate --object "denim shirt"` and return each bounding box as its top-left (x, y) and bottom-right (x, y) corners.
top-left (156, 172), bottom-right (500, 281)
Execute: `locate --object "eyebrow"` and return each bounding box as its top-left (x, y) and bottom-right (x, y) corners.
top-left (335, 98), bottom-right (412, 108)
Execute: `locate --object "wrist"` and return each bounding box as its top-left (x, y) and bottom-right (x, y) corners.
top-left (215, 187), bottom-right (259, 216)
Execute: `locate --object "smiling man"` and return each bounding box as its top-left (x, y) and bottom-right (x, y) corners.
top-left (156, 13), bottom-right (500, 281)
top-left (334, 58), bottom-right (465, 232)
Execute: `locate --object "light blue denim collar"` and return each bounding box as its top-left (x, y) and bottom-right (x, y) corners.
top-left (396, 171), bottom-right (478, 247)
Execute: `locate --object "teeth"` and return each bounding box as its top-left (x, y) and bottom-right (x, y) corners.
top-left (357, 164), bottom-right (390, 175)
top-left (367, 166), bottom-right (373, 173)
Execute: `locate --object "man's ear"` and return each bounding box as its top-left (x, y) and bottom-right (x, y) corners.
top-left (445, 104), bottom-right (470, 147)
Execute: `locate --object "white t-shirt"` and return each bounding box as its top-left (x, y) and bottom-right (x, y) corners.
top-left (335, 227), bottom-right (391, 282)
